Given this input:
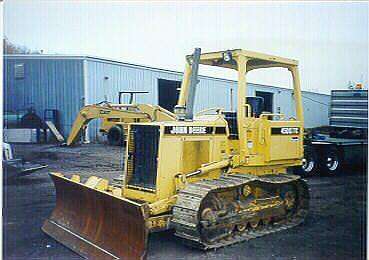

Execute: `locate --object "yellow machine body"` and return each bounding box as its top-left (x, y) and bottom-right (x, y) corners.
top-left (43, 49), bottom-right (309, 260)
top-left (123, 116), bottom-right (303, 205)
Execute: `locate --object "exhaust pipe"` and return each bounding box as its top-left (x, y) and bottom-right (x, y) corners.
top-left (185, 48), bottom-right (201, 120)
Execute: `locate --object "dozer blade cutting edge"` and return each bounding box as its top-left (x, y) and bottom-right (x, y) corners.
top-left (42, 173), bottom-right (149, 260)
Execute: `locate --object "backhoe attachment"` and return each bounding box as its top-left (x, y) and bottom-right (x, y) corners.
top-left (66, 103), bottom-right (176, 146)
top-left (66, 104), bottom-right (150, 146)
top-left (42, 173), bottom-right (149, 259)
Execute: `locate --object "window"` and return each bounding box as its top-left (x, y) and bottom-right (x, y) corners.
top-left (158, 79), bottom-right (181, 112)
top-left (256, 91), bottom-right (274, 113)
top-left (15, 63), bottom-right (25, 79)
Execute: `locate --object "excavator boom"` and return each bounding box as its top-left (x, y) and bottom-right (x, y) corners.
top-left (66, 104), bottom-right (176, 146)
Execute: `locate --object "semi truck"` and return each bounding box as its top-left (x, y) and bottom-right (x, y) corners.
top-left (297, 89), bottom-right (368, 176)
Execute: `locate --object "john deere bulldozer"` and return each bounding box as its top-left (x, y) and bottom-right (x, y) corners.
top-left (42, 49), bottom-right (309, 259)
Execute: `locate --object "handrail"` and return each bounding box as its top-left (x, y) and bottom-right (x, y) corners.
top-left (260, 113), bottom-right (285, 120)
top-left (195, 107), bottom-right (224, 117)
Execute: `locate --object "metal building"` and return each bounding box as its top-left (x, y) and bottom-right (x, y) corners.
top-left (4, 55), bottom-right (330, 142)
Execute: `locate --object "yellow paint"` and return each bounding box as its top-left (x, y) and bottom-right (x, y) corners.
top-left (84, 176), bottom-right (108, 190)
top-left (70, 175), bottom-right (80, 183)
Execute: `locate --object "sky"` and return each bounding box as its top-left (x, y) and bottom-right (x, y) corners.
top-left (4, 1), bottom-right (368, 94)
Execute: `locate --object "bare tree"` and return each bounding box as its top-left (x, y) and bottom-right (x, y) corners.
top-left (4, 36), bottom-right (42, 54)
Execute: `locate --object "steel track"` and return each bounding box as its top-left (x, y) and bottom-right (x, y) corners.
top-left (171, 173), bottom-right (309, 249)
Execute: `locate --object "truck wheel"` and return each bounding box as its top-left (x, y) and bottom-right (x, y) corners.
top-left (321, 147), bottom-right (342, 176)
top-left (107, 126), bottom-right (124, 146)
top-left (295, 146), bottom-right (318, 177)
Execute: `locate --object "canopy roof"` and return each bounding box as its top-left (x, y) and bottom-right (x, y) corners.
top-left (187, 49), bottom-right (298, 71)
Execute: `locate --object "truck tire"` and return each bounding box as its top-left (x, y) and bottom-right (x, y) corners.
top-left (321, 146), bottom-right (343, 176)
top-left (107, 126), bottom-right (124, 146)
top-left (295, 146), bottom-right (319, 177)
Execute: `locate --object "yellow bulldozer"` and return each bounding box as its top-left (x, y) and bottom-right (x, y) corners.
top-left (42, 49), bottom-right (309, 259)
top-left (66, 91), bottom-right (176, 146)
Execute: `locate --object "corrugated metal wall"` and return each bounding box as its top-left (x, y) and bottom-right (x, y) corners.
top-left (4, 55), bottom-right (330, 142)
top-left (301, 91), bottom-right (330, 128)
top-left (85, 59), bottom-right (239, 140)
top-left (4, 57), bottom-right (85, 136)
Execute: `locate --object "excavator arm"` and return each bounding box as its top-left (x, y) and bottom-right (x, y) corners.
top-left (66, 104), bottom-right (176, 146)
top-left (66, 105), bottom-right (151, 146)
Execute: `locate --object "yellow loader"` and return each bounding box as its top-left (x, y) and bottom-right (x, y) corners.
top-left (43, 49), bottom-right (309, 259)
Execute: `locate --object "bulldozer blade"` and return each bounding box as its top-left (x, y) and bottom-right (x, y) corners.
top-left (42, 173), bottom-right (149, 260)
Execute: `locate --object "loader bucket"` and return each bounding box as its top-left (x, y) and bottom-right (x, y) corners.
top-left (42, 173), bottom-right (149, 260)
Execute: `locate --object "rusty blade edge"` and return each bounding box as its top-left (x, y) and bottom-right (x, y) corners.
top-left (43, 219), bottom-right (120, 259)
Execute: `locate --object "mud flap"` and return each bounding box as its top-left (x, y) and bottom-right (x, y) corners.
top-left (42, 173), bottom-right (149, 260)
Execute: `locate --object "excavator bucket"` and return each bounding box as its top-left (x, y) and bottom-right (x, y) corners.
top-left (42, 173), bottom-right (149, 260)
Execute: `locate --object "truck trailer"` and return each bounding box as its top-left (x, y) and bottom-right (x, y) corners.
top-left (297, 89), bottom-right (368, 176)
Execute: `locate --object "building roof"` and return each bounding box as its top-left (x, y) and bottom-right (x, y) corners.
top-left (4, 54), bottom-right (329, 97)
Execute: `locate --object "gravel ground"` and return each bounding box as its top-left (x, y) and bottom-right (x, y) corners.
top-left (3, 143), bottom-right (367, 259)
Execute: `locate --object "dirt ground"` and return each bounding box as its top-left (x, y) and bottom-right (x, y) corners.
top-left (3, 143), bottom-right (367, 259)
